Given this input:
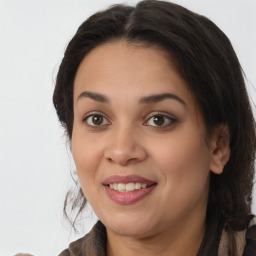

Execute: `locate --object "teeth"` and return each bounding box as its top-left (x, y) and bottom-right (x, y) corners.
top-left (117, 183), bottom-right (126, 192)
top-left (109, 182), bottom-right (148, 192)
top-left (135, 182), bottom-right (141, 189)
top-left (126, 182), bottom-right (135, 192)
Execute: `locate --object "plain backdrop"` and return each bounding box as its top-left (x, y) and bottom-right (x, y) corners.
top-left (0, 0), bottom-right (255, 255)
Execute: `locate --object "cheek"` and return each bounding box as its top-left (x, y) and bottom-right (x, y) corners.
top-left (72, 124), bottom-right (104, 167)
top-left (149, 133), bottom-right (211, 221)
top-left (71, 129), bottom-right (104, 194)
top-left (150, 130), bottom-right (211, 196)
top-left (152, 126), bottom-right (210, 172)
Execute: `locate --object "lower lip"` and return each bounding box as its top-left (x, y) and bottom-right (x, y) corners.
top-left (104, 185), bottom-right (156, 205)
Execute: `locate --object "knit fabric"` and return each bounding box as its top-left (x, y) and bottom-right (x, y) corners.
top-left (59, 216), bottom-right (256, 256)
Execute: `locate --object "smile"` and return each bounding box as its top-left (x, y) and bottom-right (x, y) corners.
top-left (103, 175), bottom-right (157, 205)
top-left (109, 182), bottom-right (148, 192)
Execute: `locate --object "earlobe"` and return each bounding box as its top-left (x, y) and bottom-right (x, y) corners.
top-left (209, 124), bottom-right (231, 175)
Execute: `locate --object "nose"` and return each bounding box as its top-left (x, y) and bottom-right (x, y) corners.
top-left (104, 127), bottom-right (147, 166)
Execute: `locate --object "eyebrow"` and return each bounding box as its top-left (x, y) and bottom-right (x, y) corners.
top-left (77, 91), bottom-right (186, 106)
top-left (139, 93), bottom-right (186, 106)
top-left (77, 91), bottom-right (110, 103)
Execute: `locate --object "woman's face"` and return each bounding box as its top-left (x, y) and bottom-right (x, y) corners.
top-left (72, 41), bottom-right (217, 238)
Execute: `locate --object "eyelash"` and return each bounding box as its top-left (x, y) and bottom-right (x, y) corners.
top-left (82, 113), bottom-right (111, 129)
top-left (82, 112), bottom-right (177, 130)
top-left (144, 112), bottom-right (177, 129)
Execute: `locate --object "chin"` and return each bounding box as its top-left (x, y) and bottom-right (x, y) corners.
top-left (102, 212), bottom-right (156, 238)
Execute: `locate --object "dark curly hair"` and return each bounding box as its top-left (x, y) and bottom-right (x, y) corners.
top-left (53, 0), bottom-right (256, 254)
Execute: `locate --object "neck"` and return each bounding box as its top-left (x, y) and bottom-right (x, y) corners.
top-left (106, 217), bottom-right (206, 256)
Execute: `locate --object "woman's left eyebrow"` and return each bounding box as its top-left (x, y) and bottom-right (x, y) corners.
top-left (139, 93), bottom-right (186, 106)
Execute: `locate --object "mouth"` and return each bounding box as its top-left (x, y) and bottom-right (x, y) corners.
top-left (105, 182), bottom-right (156, 192)
top-left (103, 175), bottom-right (157, 205)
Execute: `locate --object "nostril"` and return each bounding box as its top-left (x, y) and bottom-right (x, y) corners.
top-left (106, 155), bottom-right (138, 166)
top-left (106, 157), bottom-right (113, 163)
top-left (104, 142), bottom-right (147, 166)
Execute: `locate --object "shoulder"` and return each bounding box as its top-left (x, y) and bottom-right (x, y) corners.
top-left (219, 215), bottom-right (256, 256)
top-left (58, 249), bottom-right (70, 256)
top-left (243, 215), bottom-right (256, 255)
top-left (58, 236), bottom-right (86, 256)
top-left (58, 221), bottom-right (106, 256)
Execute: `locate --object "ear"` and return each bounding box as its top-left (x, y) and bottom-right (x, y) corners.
top-left (209, 124), bottom-right (231, 175)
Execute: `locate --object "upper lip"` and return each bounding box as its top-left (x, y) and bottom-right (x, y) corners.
top-left (103, 175), bottom-right (157, 185)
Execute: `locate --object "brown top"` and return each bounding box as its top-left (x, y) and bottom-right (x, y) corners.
top-left (59, 216), bottom-right (256, 256)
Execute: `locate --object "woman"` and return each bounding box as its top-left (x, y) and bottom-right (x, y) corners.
top-left (53, 0), bottom-right (256, 255)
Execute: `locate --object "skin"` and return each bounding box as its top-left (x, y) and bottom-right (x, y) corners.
top-left (72, 41), bottom-right (230, 256)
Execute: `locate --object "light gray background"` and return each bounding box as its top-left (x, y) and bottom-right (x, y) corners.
top-left (0, 0), bottom-right (255, 255)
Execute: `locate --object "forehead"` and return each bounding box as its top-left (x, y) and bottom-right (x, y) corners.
top-left (76, 40), bottom-right (172, 70)
top-left (73, 41), bottom-right (192, 101)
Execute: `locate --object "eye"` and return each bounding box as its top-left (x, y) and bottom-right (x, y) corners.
top-left (145, 114), bottom-right (175, 127)
top-left (84, 114), bottom-right (109, 127)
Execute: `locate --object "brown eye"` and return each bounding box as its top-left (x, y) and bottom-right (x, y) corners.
top-left (85, 114), bottom-right (109, 126)
top-left (153, 115), bottom-right (165, 126)
top-left (146, 114), bottom-right (175, 127)
top-left (92, 115), bottom-right (103, 125)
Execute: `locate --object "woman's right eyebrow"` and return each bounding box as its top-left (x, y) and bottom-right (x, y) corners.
top-left (77, 91), bottom-right (110, 103)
